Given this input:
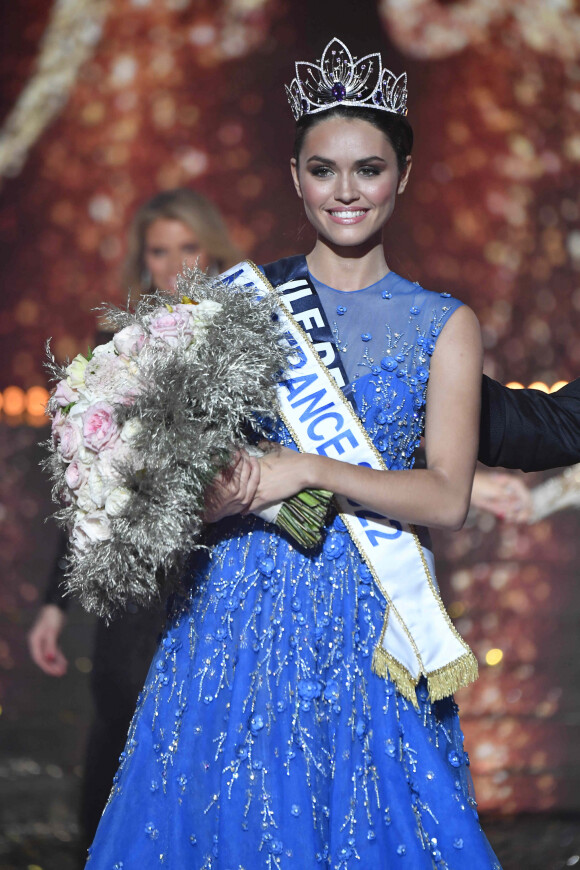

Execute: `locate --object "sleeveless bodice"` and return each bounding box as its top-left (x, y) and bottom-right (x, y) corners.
top-left (311, 270), bottom-right (462, 469)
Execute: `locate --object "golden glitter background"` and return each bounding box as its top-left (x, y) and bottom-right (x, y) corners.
top-left (1, 0), bottom-right (580, 830)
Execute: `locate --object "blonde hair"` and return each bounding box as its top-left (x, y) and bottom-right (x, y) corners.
top-left (123, 188), bottom-right (242, 298)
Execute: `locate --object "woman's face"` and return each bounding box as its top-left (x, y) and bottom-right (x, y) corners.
top-left (291, 117), bottom-right (411, 251)
top-left (143, 218), bottom-right (208, 291)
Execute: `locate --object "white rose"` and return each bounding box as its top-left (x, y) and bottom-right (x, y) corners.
top-left (92, 341), bottom-right (116, 356)
top-left (76, 443), bottom-right (96, 466)
top-left (121, 417), bottom-right (144, 443)
top-left (88, 457), bottom-right (119, 508)
top-left (71, 511), bottom-right (112, 552)
top-left (75, 482), bottom-right (98, 513)
top-left (193, 299), bottom-right (223, 319)
top-left (105, 486), bottom-right (133, 517)
top-left (66, 354), bottom-right (90, 390)
top-left (113, 323), bottom-right (146, 358)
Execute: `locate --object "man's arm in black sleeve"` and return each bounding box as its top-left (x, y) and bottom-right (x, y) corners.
top-left (43, 529), bottom-right (70, 610)
top-left (479, 375), bottom-right (580, 471)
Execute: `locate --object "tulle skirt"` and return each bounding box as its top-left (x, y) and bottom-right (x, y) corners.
top-left (87, 516), bottom-right (501, 869)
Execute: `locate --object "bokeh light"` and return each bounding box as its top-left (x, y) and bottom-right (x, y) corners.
top-left (3, 386), bottom-right (26, 416)
top-left (485, 648), bottom-right (505, 667)
top-left (25, 386), bottom-right (49, 417)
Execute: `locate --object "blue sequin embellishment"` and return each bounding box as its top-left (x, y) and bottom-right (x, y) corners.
top-left (84, 273), bottom-right (501, 870)
top-left (448, 750), bottom-right (462, 768)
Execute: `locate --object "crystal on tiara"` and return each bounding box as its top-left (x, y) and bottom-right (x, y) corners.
top-left (285, 38), bottom-right (408, 121)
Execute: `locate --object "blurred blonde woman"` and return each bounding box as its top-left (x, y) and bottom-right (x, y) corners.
top-left (124, 187), bottom-right (241, 296)
top-left (28, 188), bottom-right (241, 850)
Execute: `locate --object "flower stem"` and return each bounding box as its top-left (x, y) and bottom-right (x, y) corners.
top-left (275, 488), bottom-right (334, 549)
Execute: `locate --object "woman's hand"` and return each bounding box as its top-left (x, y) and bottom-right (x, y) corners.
top-left (470, 471), bottom-right (533, 522)
top-left (27, 604), bottom-right (68, 677)
top-left (203, 450), bottom-right (261, 523)
top-left (248, 444), bottom-right (310, 512)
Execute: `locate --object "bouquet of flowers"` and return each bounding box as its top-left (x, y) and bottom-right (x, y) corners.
top-left (44, 267), bottom-right (332, 617)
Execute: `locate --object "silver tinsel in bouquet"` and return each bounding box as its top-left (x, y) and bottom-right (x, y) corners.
top-left (44, 266), bottom-right (332, 618)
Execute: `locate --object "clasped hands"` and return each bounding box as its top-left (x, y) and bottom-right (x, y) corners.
top-left (470, 471), bottom-right (532, 522)
top-left (203, 443), bottom-right (309, 523)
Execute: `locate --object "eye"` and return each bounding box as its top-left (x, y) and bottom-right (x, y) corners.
top-left (147, 247), bottom-right (167, 257)
top-left (309, 165), bottom-right (333, 178)
top-left (182, 243), bottom-right (200, 253)
top-left (358, 165), bottom-right (381, 177)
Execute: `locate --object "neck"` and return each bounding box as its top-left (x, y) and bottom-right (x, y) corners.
top-left (305, 236), bottom-right (389, 292)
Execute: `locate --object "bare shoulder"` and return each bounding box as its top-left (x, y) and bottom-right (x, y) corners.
top-left (444, 303), bottom-right (480, 333)
top-left (430, 304), bottom-right (482, 381)
top-left (436, 304), bottom-right (481, 352)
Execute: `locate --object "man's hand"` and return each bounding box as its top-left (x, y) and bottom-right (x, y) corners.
top-left (471, 471), bottom-right (533, 522)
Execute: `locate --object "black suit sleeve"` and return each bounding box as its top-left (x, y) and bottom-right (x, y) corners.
top-left (43, 529), bottom-right (70, 610)
top-left (479, 374), bottom-right (580, 471)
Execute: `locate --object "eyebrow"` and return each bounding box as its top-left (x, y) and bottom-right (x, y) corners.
top-left (306, 155), bottom-right (387, 166)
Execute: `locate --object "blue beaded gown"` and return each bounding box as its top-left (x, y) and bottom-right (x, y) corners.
top-left (86, 265), bottom-right (502, 870)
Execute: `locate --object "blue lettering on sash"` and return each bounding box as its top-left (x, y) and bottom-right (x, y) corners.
top-left (221, 270), bottom-right (257, 294)
top-left (221, 268), bottom-right (244, 285)
top-left (306, 412), bottom-right (344, 441)
top-left (317, 428), bottom-right (358, 457)
top-left (291, 389), bottom-right (334, 423)
top-left (285, 372), bottom-right (317, 399)
top-left (345, 497), bottom-right (403, 543)
top-left (285, 337), bottom-right (307, 371)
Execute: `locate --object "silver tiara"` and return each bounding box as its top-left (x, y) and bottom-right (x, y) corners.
top-left (285, 37), bottom-right (407, 122)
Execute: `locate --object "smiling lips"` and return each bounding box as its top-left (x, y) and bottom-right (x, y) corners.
top-left (326, 208), bottom-right (369, 224)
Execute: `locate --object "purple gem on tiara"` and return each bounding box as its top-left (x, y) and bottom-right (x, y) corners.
top-left (301, 98), bottom-right (309, 113)
top-left (332, 82), bottom-right (347, 101)
top-left (373, 91), bottom-right (384, 106)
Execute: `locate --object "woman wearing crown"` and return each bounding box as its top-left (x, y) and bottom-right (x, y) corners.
top-left (86, 39), bottom-right (501, 869)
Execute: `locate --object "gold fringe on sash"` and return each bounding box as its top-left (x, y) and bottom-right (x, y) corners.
top-left (372, 646), bottom-right (479, 708)
top-left (372, 646), bottom-right (420, 708)
top-left (426, 650), bottom-right (479, 702)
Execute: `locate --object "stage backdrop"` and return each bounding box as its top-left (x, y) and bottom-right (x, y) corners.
top-left (1, 0), bottom-right (580, 838)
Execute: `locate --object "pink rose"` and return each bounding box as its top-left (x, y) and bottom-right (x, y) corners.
top-left (53, 379), bottom-right (77, 407)
top-left (147, 308), bottom-right (195, 348)
top-left (113, 324), bottom-right (146, 358)
top-left (59, 419), bottom-right (82, 461)
top-left (71, 512), bottom-right (112, 552)
top-left (82, 402), bottom-right (119, 452)
top-left (64, 458), bottom-right (90, 490)
top-left (51, 408), bottom-right (65, 444)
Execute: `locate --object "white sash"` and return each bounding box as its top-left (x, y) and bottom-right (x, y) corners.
top-left (222, 260), bottom-right (478, 704)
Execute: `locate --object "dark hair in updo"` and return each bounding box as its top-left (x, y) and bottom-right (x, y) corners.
top-left (293, 105), bottom-right (413, 174)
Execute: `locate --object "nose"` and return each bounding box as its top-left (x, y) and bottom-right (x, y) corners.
top-left (168, 253), bottom-right (184, 282)
top-left (334, 172), bottom-right (359, 204)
